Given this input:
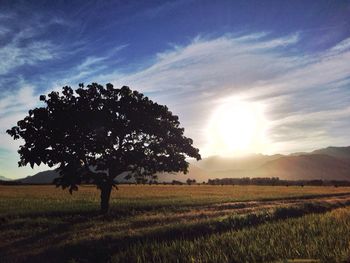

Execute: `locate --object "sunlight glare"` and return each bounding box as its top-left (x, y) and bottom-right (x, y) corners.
top-left (205, 98), bottom-right (269, 156)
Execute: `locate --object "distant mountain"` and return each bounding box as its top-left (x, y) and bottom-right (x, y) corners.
top-left (19, 170), bottom-right (59, 184)
top-left (157, 165), bottom-right (210, 183)
top-left (289, 146), bottom-right (350, 159)
top-left (311, 146), bottom-right (350, 159)
top-left (0, 175), bottom-right (12, 181)
top-left (253, 154), bottom-right (350, 180)
top-left (184, 146), bottom-right (350, 182)
top-left (15, 146), bottom-right (350, 184)
top-left (193, 154), bottom-right (283, 171)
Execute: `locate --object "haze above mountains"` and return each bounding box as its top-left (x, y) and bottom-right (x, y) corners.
top-left (2, 146), bottom-right (350, 184)
top-left (0, 175), bottom-right (11, 181)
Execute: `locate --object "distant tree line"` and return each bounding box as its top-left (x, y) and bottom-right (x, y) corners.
top-left (2, 177), bottom-right (350, 187)
top-left (207, 177), bottom-right (350, 187)
top-left (0, 180), bottom-right (23, 185)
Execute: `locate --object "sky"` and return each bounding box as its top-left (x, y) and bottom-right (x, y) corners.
top-left (0, 0), bottom-right (350, 179)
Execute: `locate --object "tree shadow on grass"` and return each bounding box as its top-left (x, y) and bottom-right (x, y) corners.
top-left (2, 197), bottom-right (350, 263)
top-left (0, 207), bottom-right (135, 263)
top-left (0, 202), bottom-right (194, 263)
top-left (20, 201), bottom-right (350, 263)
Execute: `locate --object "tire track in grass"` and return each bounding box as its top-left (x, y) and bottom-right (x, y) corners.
top-left (21, 196), bottom-right (350, 263)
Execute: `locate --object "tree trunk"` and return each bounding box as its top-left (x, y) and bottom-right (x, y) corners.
top-left (100, 183), bottom-right (112, 214)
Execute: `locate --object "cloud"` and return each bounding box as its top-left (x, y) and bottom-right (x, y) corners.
top-left (109, 33), bottom-right (300, 94)
top-left (0, 41), bottom-right (56, 75)
top-left (329, 37), bottom-right (350, 53)
top-left (0, 12), bottom-right (63, 75)
top-left (0, 25), bottom-right (10, 35)
top-left (1, 31), bottom-right (350, 178)
top-left (99, 33), bottom-right (349, 155)
top-left (0, 84), bottom-right (49, 179)
top-left (0, 85), bottom-right (39, 149)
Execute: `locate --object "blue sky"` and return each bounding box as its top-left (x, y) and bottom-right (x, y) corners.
top-left (1, 0), bottom-right (350, 178)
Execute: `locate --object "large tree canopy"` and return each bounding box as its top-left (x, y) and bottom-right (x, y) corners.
top-left (7, 83), bottom-right (201, 213)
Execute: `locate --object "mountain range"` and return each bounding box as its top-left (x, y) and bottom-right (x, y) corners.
top-left (18, 170), bottom-right (60, 184)
top-left (11, 146), bottom-right (350, 184)
top-left (0, 175), bottom-right (12, 181)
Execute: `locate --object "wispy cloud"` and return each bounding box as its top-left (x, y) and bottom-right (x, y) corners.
top-left (1, 31), bottom-right (350, 177)
top-left (329, 37), bottom-right (350, 53)
top-left (0, 41), bottom-right (56, 75)
top-left (0, 85), bottom-right (38, 146)
top-left (110, 33), bottom-right (300, 93)
top-left (99, 33), bottom-right (350, 154)
top-left (0, 12), bottom-right (63, 75)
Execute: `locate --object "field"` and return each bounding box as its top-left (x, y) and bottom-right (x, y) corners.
top-left (1, 185), bottom-right (350, 262)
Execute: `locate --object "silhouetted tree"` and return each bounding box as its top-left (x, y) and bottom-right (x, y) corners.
top-left (172, 180), bottom-right (183, 185)
top-left (186, 178), bottom-right (196, 185)
top-left (7, 83), bottom-right (201, 213)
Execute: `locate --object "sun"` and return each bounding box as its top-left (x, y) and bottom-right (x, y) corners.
top-left (205, 98), bottom-right (268, 156)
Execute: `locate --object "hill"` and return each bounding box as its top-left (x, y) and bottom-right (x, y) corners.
top-left (0, 175), bottom-right (12, 181)
top-left (16, 146), bottom-right (350, 184)
top-left (207, 154), bottom-right (350, 181)
top-left (254, 154), bottom-right (350, 180)
top-left (157, 165), bottom-right (210, 183)
top-left (193, 154), bottom-right (283, 171)
top-left (311, 146), bottom-right (350, 159)
top-left (19, 170), bottom-right (59, 184)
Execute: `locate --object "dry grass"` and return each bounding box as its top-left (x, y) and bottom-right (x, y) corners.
top-left (2, 184), bottom-right (350, 217)
top-left (2, 184), bottom-right (350, 201)
top-left (1, 185), bottom-right (350, 263)
top-left (112, 206), bottom-right (350, 262)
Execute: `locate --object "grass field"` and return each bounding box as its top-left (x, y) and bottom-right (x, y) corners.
top-left (1, 185), bottom-right (350, 262)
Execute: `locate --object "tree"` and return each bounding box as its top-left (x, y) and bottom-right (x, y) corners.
top-left (186, 178), bottom-right (196, 185)
top-left (7, 83), bottom-right (201, 213)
